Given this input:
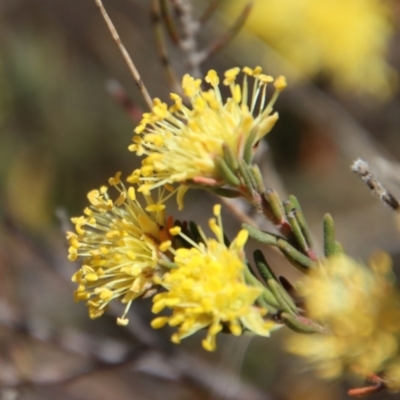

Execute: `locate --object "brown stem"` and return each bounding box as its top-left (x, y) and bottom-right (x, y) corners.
top-left (197, 1), bottom-right (253, 64)
top-left (94, 0), bottom-right (153, 110)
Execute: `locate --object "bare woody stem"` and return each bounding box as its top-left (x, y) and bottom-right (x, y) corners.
top-left (151, 0), bottom-right (181, 93)
top-left (198, 1), bottom-right (253, 63)
top-left (94, 0), bottom-right (153, 110)
top-left (351, 158), bottom-right (400, 211)
top-left (198, 0), bottom-right (220, 26)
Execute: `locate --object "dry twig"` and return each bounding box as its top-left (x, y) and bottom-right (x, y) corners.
top-left (352, 158), bottom-right (400, 211)
top-left (197, 1), bottom-right (253, 63)
top-left (151, 0), bottom-right (181, 93)
top-left (94, 0), bottom-right (153, 110)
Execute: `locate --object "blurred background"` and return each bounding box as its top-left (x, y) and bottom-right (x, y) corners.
top-left (1, 0), bottom-right (400, 398)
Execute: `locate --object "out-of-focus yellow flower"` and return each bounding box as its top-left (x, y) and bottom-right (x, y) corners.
top-left (128, 67), bottom-right (285, 200)
top-left (228, 0), bottom-right (396, 98)
top-left (286, 253), bottom-right (400, 387)
top-left (151, 204), bottom-right (278, 351)
top-left (67, 172), bottom-right (174, 325)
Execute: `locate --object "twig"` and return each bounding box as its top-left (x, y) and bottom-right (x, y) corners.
top-left (199, 0), bottom-right (220, 26)
top-left (94, 0), bottom-right (153, 110)
top-left (152, 0), bottom-right (252, 88)
top-left (151, 0), bottom-right (181, 93)
top-left (106, 79), bottom-right (143, 123)
top-left (170, 0), bottom-right (202, 77)
top-left (197, 1), bottom-right (253, 63)
top-left (348, 374), bottom-right (386, 397)
top-left (351, 158), bottom-right (400, 211)
top-left (0, 353), bottom-right (143, 389)
top-left (218, 196), bottom-right (260, 227)
top-left (159, 0), bottom-right (180, 44)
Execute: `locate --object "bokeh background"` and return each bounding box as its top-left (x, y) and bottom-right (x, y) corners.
top-left (1, 0), bottom-right (400, 399)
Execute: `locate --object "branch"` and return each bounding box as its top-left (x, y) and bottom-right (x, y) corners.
top-left (94, 0), bottom-right (153, 110)
top-left (199, 0), bottom-right (220, 26)
top-left (197, 1), bottom-right (253, 64)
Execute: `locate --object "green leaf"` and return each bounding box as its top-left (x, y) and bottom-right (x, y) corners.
top-left (222, 143), bottom-right (239, 172)
top-left (262, 189), bottom-right (286, 225)
top-left (288, 195), bottom-right (314, 249)
top-left (276, 238), bottom-right (315, 272)
top-left (253, 249), bottom-right (277, 281)
top-left (243, 127), bottom-right (259, 164)
top-left (281, 312), bottom-right (324, 334)
top-left (238, 159), bottom-right (257, 192)
top-left (215, 155), bottom-right (241, 187)
top-left (243, 224), bottom-right (278, 245)
top-left (323, 213), bottom-right (342, 257)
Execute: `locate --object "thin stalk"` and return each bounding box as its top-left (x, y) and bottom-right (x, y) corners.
top-left (94, 0), bottom-right (153, 110)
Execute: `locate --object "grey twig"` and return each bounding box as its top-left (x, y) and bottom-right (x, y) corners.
top-left (352, 158), bottom-right (400, 211)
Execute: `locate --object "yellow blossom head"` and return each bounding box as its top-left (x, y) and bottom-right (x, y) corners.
top-left (67, 172), bottom-right (174, 324)
top-left (129, 67), bottom-right (285, 195)
top-left (227, 0), bottom-right (396, 98)
top-left (286, 253), bottom-right (400, 384)
top-left (151, 204), bottom-right (277, 351)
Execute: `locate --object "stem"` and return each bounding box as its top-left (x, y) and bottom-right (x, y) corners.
top-left (94, 0), bottom-right (153, 110)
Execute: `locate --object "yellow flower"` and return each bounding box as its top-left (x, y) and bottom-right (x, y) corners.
top-left (128, 67), bottom-right (285, 198)
top-left (67, 172), bottom-right (174, 325)
top-left (227, 0), bottom-right (396, 98)
top-left (286, 253), bottom-right (400, 384)
top-left (151, 204), bottom-right (278, 351)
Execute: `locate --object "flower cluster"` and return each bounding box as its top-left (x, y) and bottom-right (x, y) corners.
top-left (68, 186), bottom-right (277, 349)
top-left (67, 172), bottom-right (173, 324)
top-left (67, 61), bottom-right (400, 394)
top-left (67, 67), bottom-right (283, 350)
top-left (151, 205), bottom-right (277, 351)
top-left (128, 67), bottom-right (286, 202)
top-left (286, 253), bottom-right (400, 390)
